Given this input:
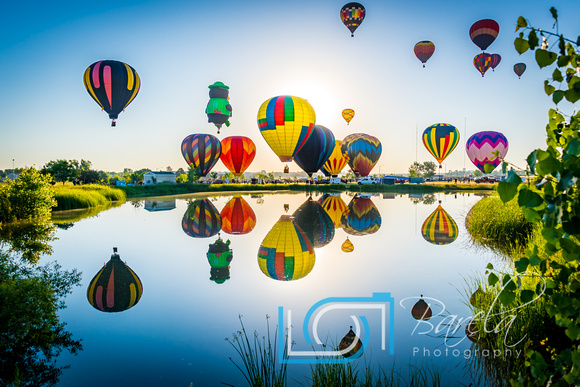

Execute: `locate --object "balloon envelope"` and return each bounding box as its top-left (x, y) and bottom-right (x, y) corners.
top-left (207, 237), bottom-right (233, 284)
top-left (341, 196), bottom-right (381, 236)
top-left (292, 198), bottom-right (335, 248)
top-left (83, 60), bottom-right (140, 126)
top-left (318, 193), bottom-right (348, 229)
top-left (220, 196), bottom-right (256, 235)
top-left (87, 249), bottom-right (143, 313)
top-left (181, 134), bottom-right (222, 177)
top-left (322, 140), bottom-right (349, 177)
top-left (182, 199), bottom-right (222, 238)
top-left (341, 237), bottom-right (354, 252)
top-left (490, 54), bottom-right (501, 70)
top-left (257, 215), bottom-right (315, 281)
top-left (469, 19), bottom-right (499, 51)
top-left (466, 131), bottom-right (509, 173)
top-left (474, 53), bottom-right (492, 77)
top-left (257, 96), bottom-right (316, 162)
top-left (342, 109), bottom-right (355, 124)
top-left (346, 134), bottom-right (382, 177)
top-left (414, 41), bottom-right (435, 67)
top-left (514, 63), bottom-right (527, 78)
top-left (421, 204), bottom-right (458, 245)
top-left (220, 136), bottom-right (256, 177)
top-left (422, 123), bottom-right (460, 165)
top-left (294, 125), bottom-right (335, 177)
top-left (340, 2), bottom-right (365, 37)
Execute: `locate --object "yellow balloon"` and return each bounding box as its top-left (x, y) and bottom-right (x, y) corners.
top-left (322, 140), bottom-right (349, 176)
top-left (257, 215), bottom-right (315, 281)
top-left (341, 237), bottom-right (354, 252)
top-left (257, 96), bottom-right (316, 162)
top-left (342, 108), bottom-right (355, 124)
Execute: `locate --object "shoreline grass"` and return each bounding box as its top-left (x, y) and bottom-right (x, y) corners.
top-left (51, 185), bottom-right (126, 211)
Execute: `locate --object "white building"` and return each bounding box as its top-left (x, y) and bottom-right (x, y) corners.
top-left (143, 171), bottom-right (176, 185)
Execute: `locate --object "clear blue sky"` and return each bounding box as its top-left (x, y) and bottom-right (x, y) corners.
top-left (1, 0), bottom-right (578, 174)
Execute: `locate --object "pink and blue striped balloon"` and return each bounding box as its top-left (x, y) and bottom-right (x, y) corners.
top-left (466, 131), bottom-right (509, 173)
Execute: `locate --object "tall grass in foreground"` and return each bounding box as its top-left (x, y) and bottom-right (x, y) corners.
top-left (51, 185), bottom-right (126, 210)
top-left (465, 195), bottom-right (539, 258)
top-left (226, 315), bottom-right (288, 387)
top-left (309, 360), bottom-right (441, 387)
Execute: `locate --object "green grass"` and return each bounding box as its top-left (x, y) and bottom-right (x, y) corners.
top-left (51, 185), bottom-right (126, 211)
top-left (465, 195), bottom-right (540, 258)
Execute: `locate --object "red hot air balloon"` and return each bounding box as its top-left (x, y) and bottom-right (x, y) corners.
top-left (83, 60), bottom-right (141, 126)
top-left (181, 134), bottom-right (221, 177)
top-left (220, 136), bottom-right (256, 177)
top-left (469, 19), bottom-right (499, 51)
top-left (414, 41), bottom-right (435, 67)
top-left (490, 54), bottom-right (501, 71)
top-left (474, 53), bottom-right (492, 77)
top-left (220, 196), bottom-right (256, 235)
top-left (87, 248), bottom-right (143, 313)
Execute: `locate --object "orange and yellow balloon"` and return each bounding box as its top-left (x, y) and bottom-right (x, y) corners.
top-left (322, 140), bottom-right (349, 177)
top-left (257, 96), bottom-right (316, 162)
top-left (220, 136), bottom-right (256, 177)
top-left (342, 109), bottom-right (355, 125)
top-left (220, 196), bottom-right (256, 235)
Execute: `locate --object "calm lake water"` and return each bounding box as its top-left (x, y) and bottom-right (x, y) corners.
top-left (41, 191), bottom-right (498, 386)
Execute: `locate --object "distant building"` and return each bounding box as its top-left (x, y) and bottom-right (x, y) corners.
top-left (144, 199), bottom-right (176, 212)
top-left (144, 171), bottom-right (176, 185)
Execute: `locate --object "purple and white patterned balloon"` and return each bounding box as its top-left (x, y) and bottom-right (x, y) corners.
top-left (466, 131), bottom-right (509, 173)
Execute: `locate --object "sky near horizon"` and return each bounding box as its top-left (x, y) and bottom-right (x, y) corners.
top-left (1, 0), bottom-right (578, 175)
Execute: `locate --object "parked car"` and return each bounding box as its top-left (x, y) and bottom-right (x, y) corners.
top-left (357, 176), bottom-right (379, 185)
top-left (474, 176), bottom-right (498, 183)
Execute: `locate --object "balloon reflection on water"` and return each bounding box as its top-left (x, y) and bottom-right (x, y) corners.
top-left (87, 248), bottom-right (143, 313)
top-left (257, 215), bottom-right (315, 281)
top-left (182, 199), bottom-right (222, 238)
top-left (207, 235), bottom-right (233, 284)
top-left (318, 193), bottom-right (347, 229)
top-left (220, 196), bottom-right (256, 235)
top-left (292, 197), bottom-right (335, 248)
top-left (341, 195), bottom-right (382, 236)
top-left (421, 203), bottom-right (458, 245)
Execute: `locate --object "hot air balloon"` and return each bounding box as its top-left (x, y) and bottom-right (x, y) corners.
top-left (292, 198), bottom-right (335, 248)
top-left (83, 60), bottom-right (141, 126)
top-left (474, 53), bottom-right (492, 77)
top-left (87, 248), bottom-right (143, 313)
top-left (220, 136), bottom-right (256, 177)
top-left (341, 237), bottom-right (354, 252)
top-left (207, 236), bottom-right (233, 284)
top-left (422, 123), bottom-right (460, 169)
top-left (341, 195), bottom-right (381, 236)
top-left (181, 134), bottom-right (222, 177)
top-left (490, 54), bottom-right (501, 71)
top-left (342, 109), bottom-right (355, 124)
top-left (514, 63), bottom-right (526, 79)
top-left (257, 95), bottom-right (316, 162)
top-left (421, 203), bottom-right (458, 245)
top-left (182, 199), bottom-right (222, 238)
top-left (257, 215), bottom-right (315, 281)
top-left (294, 125), bottom-right (335, 177)
top-left (322, 140), bottom-right (349, 177)
top-left (469, 19), bottom-right (499, 51)
top-left (466, 131), bottom-right (509, 173)
top-left (340, 2), bottom-right (365, 37)
top-left (339, 327), bottom-right (363, 358)
top-left (318, 193), bottom-right (348, 229)
top-left (220, 196), bottom-right (256, 235)
top-left (411, 297), bottom-right (432, 320)
top-left (346, 134), bottom-right (382, 177)
top-left (414, 41), bottom-right (435, 67)
top-left (206, 81), bottom-right (232, 133)
top-left (341, 133), bottom-right (365, 156)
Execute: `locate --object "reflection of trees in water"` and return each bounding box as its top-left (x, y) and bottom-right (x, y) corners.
top-left (0, 220), bottom-right (82, 385)
top-left (409, 193), bottom-right (436, 205)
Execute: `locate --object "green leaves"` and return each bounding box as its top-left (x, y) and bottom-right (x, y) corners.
top-left (497, 171), bottom-right (522, 203)
top-left (516, 16), bottom-right (528, 31)
top-left (536, 50), bottom-right (558, 68)
top-left (515, 34), bottom-right (530, 54)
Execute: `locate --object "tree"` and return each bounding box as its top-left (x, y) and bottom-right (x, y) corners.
top-left (7, 168), bottom-right (56, 221)
top-left (187, 166), bottom-right (201, 183)
top-left (491, 8), bottom-right (580, 385)
top-left (0, 252), bottom-right (82, 385)
top-left (42, 160), bottom-right (77, 183)
top-left (408, 161), bottom-right (437, 178)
